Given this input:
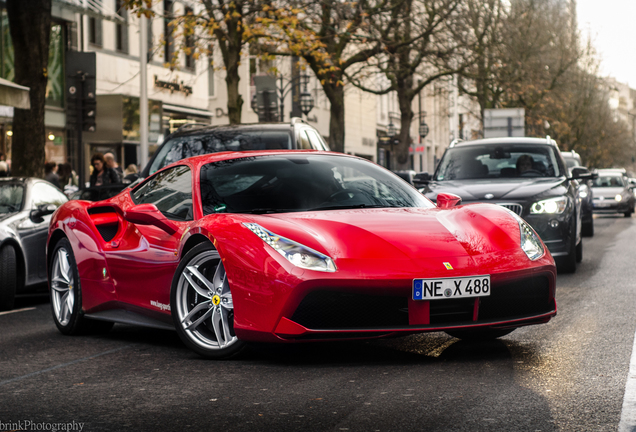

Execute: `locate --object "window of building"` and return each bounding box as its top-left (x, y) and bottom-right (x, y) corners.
top-left (164, 0), bottom-right (174, 64)
top-left (115, 0), bottom-right (128, 53)
top-left (208, 45), bottom-right (215, 97)
top-left (88, 16), bottom-right (102, 47)
top-left (184, 7), bottom-right (194, 70)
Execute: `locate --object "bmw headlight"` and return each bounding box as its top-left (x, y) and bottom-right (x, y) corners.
top-left (530, 196), bottom-right (568, 214)
top-left (615, 194), bottom-right (623, 202)
top-left (578, 186), bottom-right (588, 198)
top-left (244, 223), bottom-right (337, 272)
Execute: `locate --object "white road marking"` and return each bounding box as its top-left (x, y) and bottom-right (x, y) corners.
top-left (0, 307), bottom-right (36, 316)
top-left (619, 326), bottom-right (636, 431)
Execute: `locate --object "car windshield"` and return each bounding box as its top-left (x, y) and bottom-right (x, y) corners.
top-left (0, 184), bottom-right (24, 213)
top-left (149, 129), bottom-right (293, 175)
top-left (435, 144), bottom-right (563, 180)
top-left (593, 175), bottom-right (625, 187)
top-left (200, 154), bottom-right (433, 215)
top-left (563, 157), bottom-right (581, 169)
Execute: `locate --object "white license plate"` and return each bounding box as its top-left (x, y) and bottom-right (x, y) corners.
top-left (412, 275), bottom-right (491, 300)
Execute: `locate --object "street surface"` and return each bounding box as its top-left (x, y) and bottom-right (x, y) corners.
top-left (1, 214), bottom-right (635, 432)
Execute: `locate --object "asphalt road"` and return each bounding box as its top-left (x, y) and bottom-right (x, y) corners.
top-left (1, 214), bottom-right (635, 432)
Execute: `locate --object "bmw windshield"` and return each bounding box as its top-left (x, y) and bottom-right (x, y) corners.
top-left (200, 154), bottom-right (433, 215)
top-left (435, 144), bottom-right (564, 181)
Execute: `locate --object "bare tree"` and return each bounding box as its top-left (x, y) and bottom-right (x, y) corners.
top-left (7, 0), bottom-right (52, 177)
top-left (347, 0), bottom-right (465, 168)
top-left (263, 0), bottom-right (395, 152)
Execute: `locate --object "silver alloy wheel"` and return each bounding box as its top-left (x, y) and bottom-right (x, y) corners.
top-left (50, 247), bottom-right (75, 326)
top-left (174, 250), bottom-right (237, 351)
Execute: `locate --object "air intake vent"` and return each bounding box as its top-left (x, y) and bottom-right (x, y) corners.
top-left (88, 206), bottom-right (120, 242)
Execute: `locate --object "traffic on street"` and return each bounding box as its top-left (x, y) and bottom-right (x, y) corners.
top-left (1, 214), bottom-right (635, 432)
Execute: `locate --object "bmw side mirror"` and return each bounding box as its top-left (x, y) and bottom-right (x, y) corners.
top-left (123, 203), bottom-right (178, 235)
top-left (30, 203), bottom-right (57, 222)
top-left (436, 193), bottom-right (462, 208)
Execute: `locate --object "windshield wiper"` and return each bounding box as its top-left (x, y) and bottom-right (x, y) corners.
top-left (307, 204), bottom-right (387, 211)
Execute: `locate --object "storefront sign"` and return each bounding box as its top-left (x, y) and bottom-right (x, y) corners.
top-left (154, 75), bottom-right (192, 96)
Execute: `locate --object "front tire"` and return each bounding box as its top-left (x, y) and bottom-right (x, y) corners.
top-left (0, 245), bottom-right (17, 311)
top-left (171, 242), bottom-right (246, 359)
top-left (557, 220), bottom-right (577, 274)
top-left (49, 238), bottom-right (113, 335)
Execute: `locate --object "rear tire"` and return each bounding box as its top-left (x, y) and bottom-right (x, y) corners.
top-left (445, 328), bottom-right (514, 340)
top-left (0, 245), bottom-right (17, 311)
top-left (49, 238), bottom-right (113, 335)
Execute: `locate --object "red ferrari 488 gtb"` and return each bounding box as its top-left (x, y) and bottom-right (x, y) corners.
top-left (47, 151), bottom-right (556, 358)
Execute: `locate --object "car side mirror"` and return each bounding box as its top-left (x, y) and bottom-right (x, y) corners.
top-left (123, 203), bottom-right (178, 235)
top-left (436, 193), bottom-right (462, 208)
top-left (30, 203), bottom-right (57, 222)
top-left (413, 172), bottom-right (431, 187)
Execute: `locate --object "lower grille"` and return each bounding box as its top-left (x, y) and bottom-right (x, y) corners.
top-left (290, 276), bottom-right (552, 330)
top-left (291, 291), bottom-right (408, 329)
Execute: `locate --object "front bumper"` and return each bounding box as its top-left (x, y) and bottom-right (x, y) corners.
top-left (229, 253), bottom-right (557, 343)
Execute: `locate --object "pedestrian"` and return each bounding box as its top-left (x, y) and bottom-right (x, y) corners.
top-left (89, 153), bottom-right (120, 187)
top-left (44, 161), bottom-right (61, 189)
top-left (58, 162), bottom-right (79, 196)
top-left (123, 163), bottom-right (139, 183)
top-left (104, 152), bottom-right (123, 182)
top-left (0, 160), bottom-right (7, 177)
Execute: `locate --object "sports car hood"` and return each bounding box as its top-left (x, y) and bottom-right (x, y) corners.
top-left (250, 206), bottom-right (520, 262)
top-left (425, 178), bottom-right (568, 202)
top-left (591, 187), bottom-right (624, 198)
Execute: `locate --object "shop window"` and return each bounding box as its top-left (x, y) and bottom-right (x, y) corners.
top-left (46, 25), bottom-right (64, 108)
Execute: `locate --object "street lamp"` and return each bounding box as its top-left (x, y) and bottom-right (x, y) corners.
top-left (387, 122), bottom-right (396, 137)
top-left (419, 121), bottom-right (429, 139)
top-left (299, 74), bottom-right (314, 116)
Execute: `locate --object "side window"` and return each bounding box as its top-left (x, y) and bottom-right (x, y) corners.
top-left (305, 129), bottom-right (328, 150)
top-left (298, 130), bottom-right (313, 150)
top-left (132, 165), bottom-right (193, 221)
top-left (31, 182), bottom-right (67, 208)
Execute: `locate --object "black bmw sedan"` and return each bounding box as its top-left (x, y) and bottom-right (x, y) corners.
top-left (0, 177), bottom-right (67, 310)
top-left (419, 137), bottom-right (591, 273)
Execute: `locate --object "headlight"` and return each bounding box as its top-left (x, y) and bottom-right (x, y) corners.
top-left (244, 223), bottom-right (337, 272)
top-left (578, 186), bottom-right (588, 198)
top-left (530, 196), bottom-right (568, 214)
top-left (615, 194), bottom-right (623, 202)
top-left (502, 209), bottom-right (545, 260)
top-left (519, 219), bottom-right (545, 260)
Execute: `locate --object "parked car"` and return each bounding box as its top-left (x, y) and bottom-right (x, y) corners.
top-left (591, 169), bottom-right (635, 217)
top-left (46, 150), bottom-right (556, 359)
top-left (418, 136), bottom-right (592, 273)
top-left (0, 177), bottom-right (68, 310)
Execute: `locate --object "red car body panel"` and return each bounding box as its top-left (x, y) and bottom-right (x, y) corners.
top-left (47, 151), bottom-right (557, 343)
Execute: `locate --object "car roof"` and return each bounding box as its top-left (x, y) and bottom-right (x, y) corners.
top-left (450, 136), bottom-right (558, 148)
